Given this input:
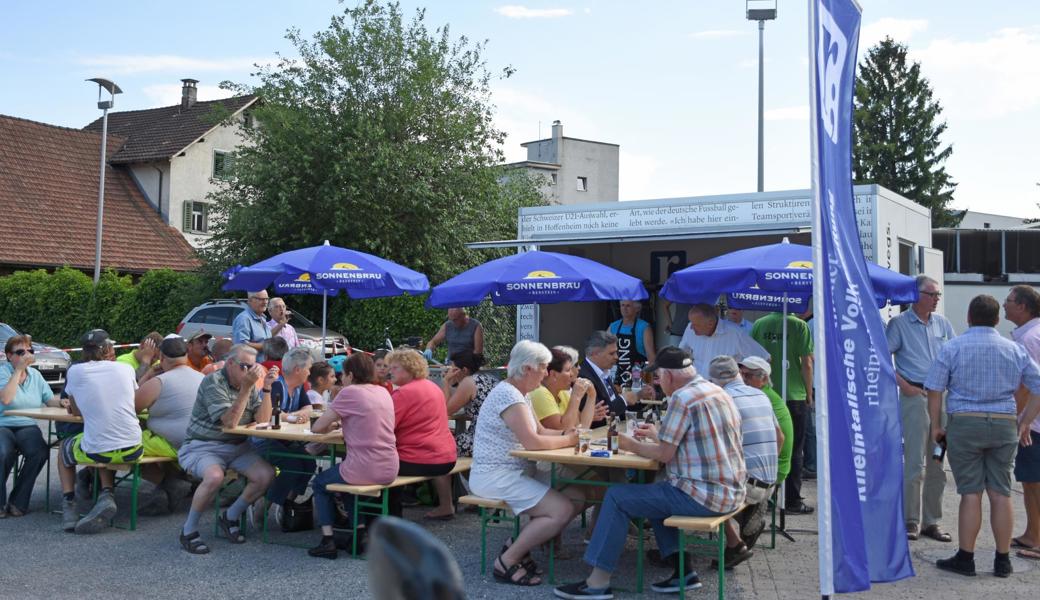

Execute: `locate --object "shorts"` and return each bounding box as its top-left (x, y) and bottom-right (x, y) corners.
top-left (1015, 431), bottom-right (1040, 483)
top-left (60, 434), bottom-right (143, 467)
top-left (141, 430), bottom-right (178, 459)
top-left (470, 463), bottom-right (550, 515)
top-left (947, 413), bottom-right (1018, 496)
top-left (177, 439), bottom-right (264, 480)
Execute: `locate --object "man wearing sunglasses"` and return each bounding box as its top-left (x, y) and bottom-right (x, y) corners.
top-left (176, 344), bottom-right (276, 554)
top-left (232, 291), bottom-right (273, 361)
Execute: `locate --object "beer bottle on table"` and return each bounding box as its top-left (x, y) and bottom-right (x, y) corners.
top-left (271, 380), bottom-right (284, 430)
top-left (608, 415), bottom-right (620, 455)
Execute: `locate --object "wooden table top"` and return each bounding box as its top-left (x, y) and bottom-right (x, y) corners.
top-left (5, 406), bottom-right (83, 423)
top-left (222, 421), bottom-right (344, 445)
top-left (510, 426), bottom-right (660, 471)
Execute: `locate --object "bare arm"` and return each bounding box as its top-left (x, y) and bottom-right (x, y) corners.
top-left (426, 323), bottom-right (447, 351)
top-left (618, 423), bottom-right (676, 463)
top-left (134, 378), bottom-right (163, 412)
top-left (501, 402), bottom-right (577, 450)
top-left (311, 408), bottom-right (341, 434)
top-left (473, 324), bottom-right (485, 356)
top-left (927, 389), bottom-right (944, 443)
top-left (775, 422), bottom-right (785, 454)
top-left (1020, 393), bottom-right (1040, 446)
top-left (643, 327), bottom-right (657, 364)
top-left (68, 394), bottom-right (82, 417)
top-left (220, 366), bottom-right (271, 429)
top-left (0, 365), bottom-right (25, 406)
top-left (445, 376), bottom-right (476, 415)
top-left (895, 371), bottom-right (924, 397)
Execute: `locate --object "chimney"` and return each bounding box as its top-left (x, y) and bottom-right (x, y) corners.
top-left (181, 78), bottom-right (199, 110)
top-left (551, 120), bottom-right (563, 141)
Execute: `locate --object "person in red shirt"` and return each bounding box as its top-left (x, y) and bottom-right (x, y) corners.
top-left (386, 348), bottom-right (457, 519)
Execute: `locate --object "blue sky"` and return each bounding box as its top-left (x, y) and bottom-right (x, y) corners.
top-left (3, 1), bottom-right (1037, 218)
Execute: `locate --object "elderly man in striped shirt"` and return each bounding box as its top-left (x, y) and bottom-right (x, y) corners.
top-left (554, 347), bottom-right (746, 600)
top-left (925, 295), bottom-right (1040, 578)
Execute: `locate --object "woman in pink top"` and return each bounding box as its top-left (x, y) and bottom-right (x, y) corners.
top-left (308, 353), bottom-right (398, 559)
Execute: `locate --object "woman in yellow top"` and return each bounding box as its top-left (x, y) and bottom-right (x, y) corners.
top-left (529, 348), bottom-right (603, 429)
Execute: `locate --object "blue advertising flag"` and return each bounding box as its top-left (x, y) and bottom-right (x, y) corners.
top-left (810, 0), bottom-right (914, 594)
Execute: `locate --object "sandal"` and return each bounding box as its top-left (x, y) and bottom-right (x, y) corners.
top-left (1012, 536), bottom-right (1035, 549)
top-left (501, 538), bottom-right (544, 575)
top-left (217, 511), bottom-right (246, 544)
top-left (179, 531), bottom-right (211, 555)
top-left (1016, 547), bottom-right (1040, 560)
top-left (492, 555), bottom-right (541, 586)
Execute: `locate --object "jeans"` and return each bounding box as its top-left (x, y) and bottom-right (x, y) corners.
top-left (0, 425), bottom-right (49, 511)
top-left (252, 439), bottom-right (314, 506)
top-left (785, 400), bottom-right (809, 506)
top-left (803, 407), bottom-right (817, 474)
top-left (583, 481), bottom-right (722, 574)
top-left (312, 466), bottom-right (349, 527)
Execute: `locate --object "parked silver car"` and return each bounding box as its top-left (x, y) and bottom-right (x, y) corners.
top-left (0, 322), bottom-right (72, 392)
top-left (176, 299), bottom-right (349, 357)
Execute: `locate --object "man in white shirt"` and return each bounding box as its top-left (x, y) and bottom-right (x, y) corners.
top-left (58, 329), bottom-right (143, 534)
top-left (679, 304), bottom-right (769, 376)
top-left (267, 298), bottom-right (299, 349)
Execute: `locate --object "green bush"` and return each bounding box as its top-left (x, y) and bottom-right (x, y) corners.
top-left (0, 267), bottom-right (215, 348)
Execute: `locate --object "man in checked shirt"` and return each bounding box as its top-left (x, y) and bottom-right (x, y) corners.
top-left (925, 295), bottom-right (1040, 578)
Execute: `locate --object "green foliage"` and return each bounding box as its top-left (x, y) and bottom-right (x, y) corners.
top-left (199, 0), bottom-right (545, 358)
top-left (853, 38), bottom-right (959, 227)
top-left (0, 268), bottom-right (216, 348)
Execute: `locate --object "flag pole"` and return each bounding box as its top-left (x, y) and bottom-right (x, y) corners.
top-left (808, 0), bottom-right (835, 596)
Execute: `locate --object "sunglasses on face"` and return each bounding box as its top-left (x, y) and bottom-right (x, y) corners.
top-left (12, 348), bottom-right (35, 356)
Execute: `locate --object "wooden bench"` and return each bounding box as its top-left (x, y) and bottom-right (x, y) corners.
top-left (326, 457), bottom-right (473, 556)
top-left (664, 507), bottom-right (746, 600)
top-left (458, 495), bottom-right (521, 574)
top-left (80, 456), bottom-right (177, 531)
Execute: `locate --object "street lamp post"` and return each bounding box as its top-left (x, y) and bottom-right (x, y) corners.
top-left (86, 78), bottom-right (122, 285)
top-left (747, 1), bottom-right (777, 193)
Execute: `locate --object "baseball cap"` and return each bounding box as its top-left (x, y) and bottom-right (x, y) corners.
top-left (738, 355), bottom-right (772, 377)
top-left (159, 336), bottom-right (188, 358)
top-left (80, 329), bottom-right (112, 349)
top-left (644, 346), bottom-right (693, 372)
top-left (708, 355), bottom-right (740, 381)
top-left (187, 330), bottom-right (213, 343)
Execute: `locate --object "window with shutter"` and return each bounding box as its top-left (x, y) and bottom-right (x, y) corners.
top-left (213, 151), bottom-right (227, 178)
top-left (182, 201), bottom-right (193, 232)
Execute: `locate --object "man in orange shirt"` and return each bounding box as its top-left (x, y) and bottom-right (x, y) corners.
top-left (186, 331), bottom-right (214, 373)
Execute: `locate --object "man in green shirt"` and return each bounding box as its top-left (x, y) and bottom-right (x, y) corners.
top-left (116, 332), bottom-right (163, 381)
top-left (751, 312), bottom-right (814, 514)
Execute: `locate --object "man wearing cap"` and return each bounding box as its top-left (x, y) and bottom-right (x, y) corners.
top-left (708, 355), bottom-right (782, 563)
top-left (554, 347), bottom-right (746, 599)
top-left (232, 290), bottom-right (272, 360)
top-left (177, 344), bottom-right (276, 554)
top-left (738, 356), bottom-right (794, 485)
top-left (887, 275), bottom-right (956, 542)
top-left (185, 331), bottom-right (214, 372)
top-left (57, 329), bottom-right (143, 534)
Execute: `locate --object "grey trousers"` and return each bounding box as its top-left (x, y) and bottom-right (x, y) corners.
top-left (901, 391), bottom-right (947, 527)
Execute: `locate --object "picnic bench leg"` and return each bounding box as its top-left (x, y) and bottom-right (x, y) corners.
top-left (44, 421), bottom-right (54, 512)
top-left (129, 463), bottom-right (141, 531)
top-left (770, 487), bottom-right (777, 549)
top-left (636, 469), bottom-right (646, 593)
top-left (678, 530), bottom-right (687, 597)
top-left (717, 522), bottom-right (726, 600)
top-left (478, 507), bottom-right (488, 574)
top-left (352, 495), bottom-right (361, 557)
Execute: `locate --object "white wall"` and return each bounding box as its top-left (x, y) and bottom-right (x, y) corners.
top-left (169, 114), bottom-right (251, 248)
top-left (128, 162), bottom-right (171, 220)
top-left (943, 283), bottom-right (1017, 336)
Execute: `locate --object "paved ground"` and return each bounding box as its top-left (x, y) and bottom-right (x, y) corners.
top-left (2, 443), bottom-right (1039, 599)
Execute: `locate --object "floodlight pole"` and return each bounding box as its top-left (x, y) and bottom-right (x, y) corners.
top-left (87, 78), bottom-right (122, 285)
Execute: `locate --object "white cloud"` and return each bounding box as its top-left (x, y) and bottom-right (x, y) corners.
top-left (914, 28), bottom-right (1040, 119)
top-left (142, 83), bottom-right (234, 107)
top-left (494, 5), bottom-right (573, 19)
top-left (79, 54), bottom-right (267, 75)
top-left (689, 29), bottom-right (746, 40)
top-left (860, 17), bottom-right (928, 49)
top-left (764, 105), bottom-right (809, 121)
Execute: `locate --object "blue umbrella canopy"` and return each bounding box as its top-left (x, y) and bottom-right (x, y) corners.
top-left (427, 250), bottom-right (648, 308)
top-left (222, 243), bottom-right (429, 299)
top-left (660, 240), bottom-right (918, 307)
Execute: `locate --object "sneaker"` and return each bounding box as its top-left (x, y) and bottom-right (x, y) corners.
top-left (650, 571), bottom-right (702, 593)
top-left (553, 581), bottom-right (614, 599)
top-left (936, 554), bottom-right (976, 577)
top-left (74, 490), bottom-right (117, 534)
top-left (62, 499), bottom-right (79, 532)
top-left (994, 556), bottom-right (1013, 578)
top-left (271, 503), bottom-right (284, 528)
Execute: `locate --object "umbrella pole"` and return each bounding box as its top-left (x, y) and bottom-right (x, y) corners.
top-left (782, 293), bottom-right (788, 407)
top-left (322, 289), bottom-right (328, 357)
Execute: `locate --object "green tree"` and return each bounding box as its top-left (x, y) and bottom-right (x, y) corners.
top-left (201, 1), bottom-right (543, 359)
top-left (853, 38), bottom-right (959, 227)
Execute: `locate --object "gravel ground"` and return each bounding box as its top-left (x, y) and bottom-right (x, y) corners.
top-left (2, 439), bottom-right (1039, 599)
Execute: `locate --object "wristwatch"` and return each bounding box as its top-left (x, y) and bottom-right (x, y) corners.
top-left (263, 388), bottom-right (272, 393)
